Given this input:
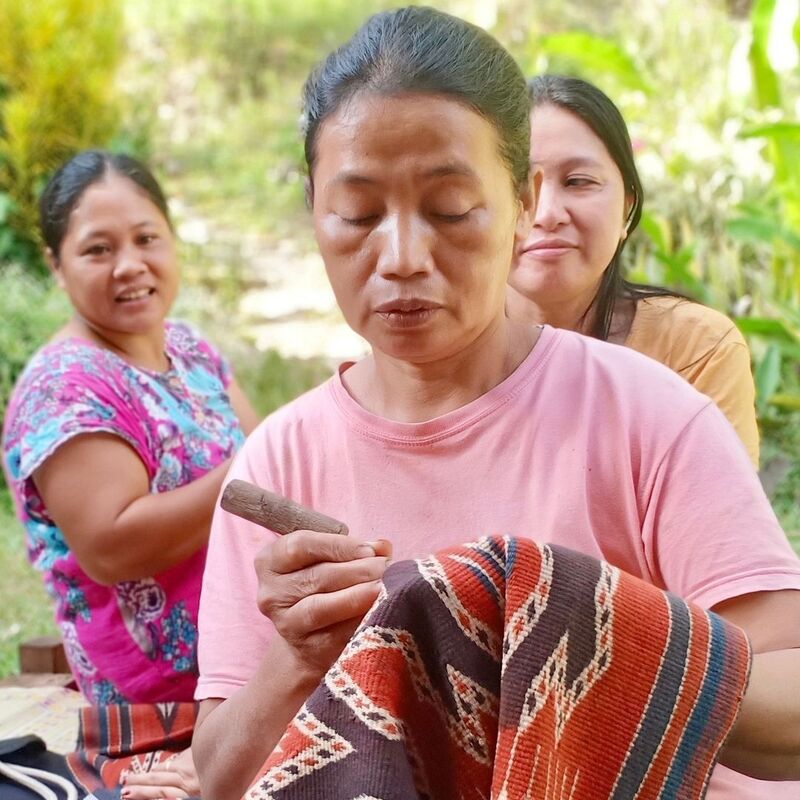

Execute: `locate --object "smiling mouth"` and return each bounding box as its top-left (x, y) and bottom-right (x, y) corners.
top-left (117, 288), bottom-right (155, 303)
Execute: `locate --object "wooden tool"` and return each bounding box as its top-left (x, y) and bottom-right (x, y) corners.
top-left (221, 478), bottom-right (349, 536)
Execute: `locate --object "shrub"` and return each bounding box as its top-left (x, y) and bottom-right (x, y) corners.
top-left (0, 0), bottom-right (124, 274)
top-left (0, 267), bottom-right (69, 491)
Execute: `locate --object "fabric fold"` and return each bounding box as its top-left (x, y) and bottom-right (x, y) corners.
top-left (246, 536), bottom-right (750, 800)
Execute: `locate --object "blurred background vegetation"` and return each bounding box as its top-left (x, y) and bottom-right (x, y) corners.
top-left (0, 0), bottom-right (798, 673)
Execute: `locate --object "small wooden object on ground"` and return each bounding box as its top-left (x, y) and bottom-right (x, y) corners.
top-left (19, 635), bottom-right (70, 675)
top-left (221, 478), bottom-right (349, 536)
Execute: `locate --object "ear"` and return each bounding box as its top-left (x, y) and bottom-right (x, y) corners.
top-left (514, 168), bottom-right (540, 246)
top-left (44, 248), bottom-right (66, 289)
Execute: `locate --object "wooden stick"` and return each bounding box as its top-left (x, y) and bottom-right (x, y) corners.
top-left (221, 479), bottom-right (349, 536)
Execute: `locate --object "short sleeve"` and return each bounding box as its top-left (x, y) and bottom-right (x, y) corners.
top-left (680, 330), bottom-right (759, 468)
top-left (3, 345), bottom-right (157, 486)
top-left (196, 422), bottom-right (279, 700)
top-left (642, 402), bottom-right (800, 609)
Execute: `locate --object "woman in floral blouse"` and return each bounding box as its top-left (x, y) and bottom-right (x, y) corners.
top-left (2, 150), bottom-right (259, 703)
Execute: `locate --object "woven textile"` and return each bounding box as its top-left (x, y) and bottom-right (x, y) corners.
top-left (66, 702), bottom-right (196, 798)
top-left (246, 536), bottom-right (751, 800)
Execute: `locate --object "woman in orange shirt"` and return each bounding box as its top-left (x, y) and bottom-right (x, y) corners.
top-left (507, 75), bottom-right (759, 466)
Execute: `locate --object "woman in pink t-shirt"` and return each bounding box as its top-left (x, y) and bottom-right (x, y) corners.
top-left (187, 9), bottom-right (800, 800)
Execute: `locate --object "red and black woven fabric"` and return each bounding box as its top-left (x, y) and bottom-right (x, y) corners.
top-left (245, 536), bottom-right (751, 800)
top-left (66, 701), bottom-right (196, 798)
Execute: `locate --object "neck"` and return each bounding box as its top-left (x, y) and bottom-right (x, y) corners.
top-left (343, 317), bottom-right (539, 423)
top-left (505, 287), bottom-right (637, 344)
top-left (63, 317), bottom-right (169, 371)
top-left (505, 285), bottom-right (597, 335)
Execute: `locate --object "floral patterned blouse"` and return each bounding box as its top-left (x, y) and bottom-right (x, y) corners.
top-left (2, 321), bottom-right (245, 703)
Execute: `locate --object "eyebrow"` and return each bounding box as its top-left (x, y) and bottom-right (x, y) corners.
top-left (330, 162), bottom-right (479, 187)
top-left (531, 156), bottom-right (605, 170)
top-left (77, 220), bottom-right (157, 240)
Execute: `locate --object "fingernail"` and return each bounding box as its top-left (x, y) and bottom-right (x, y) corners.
top-left (356, 544), bottom-right (376, 557)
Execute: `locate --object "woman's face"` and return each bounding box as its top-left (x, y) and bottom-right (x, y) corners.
top-left (311, 92), bottom-right (533, 364)
top-left (509, 104), bottom-right (630, 313)
top-left (50, 172), bottom-right (179, 339)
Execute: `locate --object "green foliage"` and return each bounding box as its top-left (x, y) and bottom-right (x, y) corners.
top-left (233, 348), bottom-right (333, 419)
top-left (532, 32), bottom-right (652, 93)
top-left (0, 495), bottom-right (57, 677)
top-left (0, 268), bottom-right (69, 492)
top-left (0, 0), bottom-right (124, 273)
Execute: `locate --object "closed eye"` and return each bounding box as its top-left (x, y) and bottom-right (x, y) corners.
top-left (340, 214), bottom-right (380, 226)
top-left (433, 211), bottom-right (471, 223)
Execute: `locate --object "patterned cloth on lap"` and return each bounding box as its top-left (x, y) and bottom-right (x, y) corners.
top-left (246, 536), bottom-right (751, 800)
top-left (66, 702), bottom-right (197, 799)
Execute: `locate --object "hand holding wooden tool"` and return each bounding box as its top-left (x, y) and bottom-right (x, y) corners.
top-left (220, 478), bottom-right (349, 536)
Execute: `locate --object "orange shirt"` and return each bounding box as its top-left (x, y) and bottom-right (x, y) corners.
top-left (625, 296), bottom-right (759, 467)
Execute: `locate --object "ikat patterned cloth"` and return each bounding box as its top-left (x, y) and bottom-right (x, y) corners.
top-left (246, 536), bottom-right (751, 800)
top-left (66, 701), bottom-right (197, 799)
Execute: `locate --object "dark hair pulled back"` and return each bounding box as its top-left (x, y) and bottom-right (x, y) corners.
top-left (39, 150), bottom-right (171, 257)
top-left (529, 75), bottom-right (682, 340)
top-left (302, 6), bottom-right (530, 193)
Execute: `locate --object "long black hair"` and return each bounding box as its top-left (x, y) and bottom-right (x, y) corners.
top-left (302, 6), bottom-right (530, 195)
top-left (39, 150), bottom-right (172, 257)
top-left (529, 75), bottom-right (683, 340)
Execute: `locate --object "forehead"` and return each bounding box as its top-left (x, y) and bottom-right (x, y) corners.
top-left (67, 174), bottom-right (165, 233)
top-left (312, 92), bottom-right (506, 184)
top-left (530, 104), bottom-right (613, 167)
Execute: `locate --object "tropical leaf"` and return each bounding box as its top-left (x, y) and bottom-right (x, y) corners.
top-left (750, 0), bottom-right (781, 109)
top-left (770, 393), bottom-right (800, 411)
top-left (739, 121), bottom-right (800, 139)
top-left (755, 343), bottom-right (783, 412)
top-left (638, 210), bottom-right (669, 253)
top-left (727, 215), bottom-right (800, 250)
top-left (537, 32), bottom-right (652, 93)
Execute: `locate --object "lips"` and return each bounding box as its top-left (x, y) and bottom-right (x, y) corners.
top-left (521, 238), bottom-right (577, 257)
top-left (374, 298), bottom-right (441, 328)
top-left (116, 287), bottom-right (155, 303)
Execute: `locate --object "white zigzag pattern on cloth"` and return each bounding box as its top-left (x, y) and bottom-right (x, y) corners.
top-left (496, 561), bottom-right (620, 798)
top-left (445, 664), bottom-right (500, 766)
top-left (417, 546), bottom-right (504, 658)
top-left (502, 543), bottom-right (554, 672)
top-left (328, 624), bottom-right (499, 768)
top-left (245, 707), bottom-right (354, 800)
top-left (327, 625), bottom-right (433, 797)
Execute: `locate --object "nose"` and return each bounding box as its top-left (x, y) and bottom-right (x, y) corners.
top-left (534, 180), bottom-right (569, 231)
top-left (375, 212), bottom-right (434, 279)
top-left (112, 243), bottom-right (148, 280)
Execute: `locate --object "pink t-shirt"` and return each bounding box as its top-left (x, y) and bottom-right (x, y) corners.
top-left (198, 326), bottom-right (800, 799)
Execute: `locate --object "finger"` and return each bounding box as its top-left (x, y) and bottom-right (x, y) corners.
top-left (258, 555), bottom-right (388, 615)
top-left (369, 538), bottom-right (393, 559)
top-left (281, 579), bottom-right (382, 636)
top-left (261, 530), bottom-right (389, 574)
top-left (121, 784), bottom-right (189, 799)
top-left (122, 770), bottom-right (186, 787)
